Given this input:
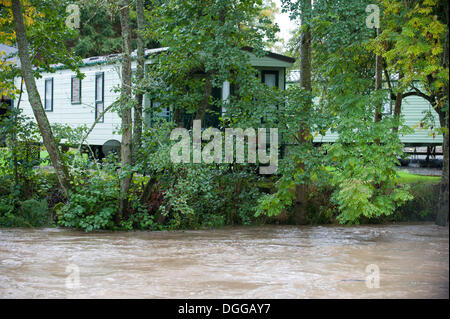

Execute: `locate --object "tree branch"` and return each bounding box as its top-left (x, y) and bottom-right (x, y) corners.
top-left (76, 103), bottom-right (116, 154)
top-left (402, 89), bottom-right (434, 104)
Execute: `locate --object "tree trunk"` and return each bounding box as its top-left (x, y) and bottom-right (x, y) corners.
top-left (293, 0), bottom-right (312, 225)
top-left (195, 72), bottom-right (213, 123)
top-left (133, 0), bottom-right (145, 159)
top-left (392, 73), bottom-right (404, 133)
top-left (373, 29), bottom-right (382, 189)
top-left (435, 97), bottom-right (449, 226)
top-left (172, 108), bottom-right (184, 127)
top-left (118, 0), bottom-right (133, 223)
top-left (11, 0), bottom-right (71, 198)
top-left (435, 6), bottom-right (449, 227)
top-left (435, 111), bottom-right (448, 226)
top-left (374, 28), bottom-right (383, 153)
top-left (374, 46), bottom-right (383, 123)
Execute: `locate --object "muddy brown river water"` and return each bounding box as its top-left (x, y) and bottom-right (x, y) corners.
top-left (0, 223), bottom-right (448, 298)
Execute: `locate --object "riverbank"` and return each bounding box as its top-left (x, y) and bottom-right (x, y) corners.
top-left (0, 166), bottom-right (443, 230)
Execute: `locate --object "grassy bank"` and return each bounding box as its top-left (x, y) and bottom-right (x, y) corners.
top-left (396, 171), bottom-right (441, 184)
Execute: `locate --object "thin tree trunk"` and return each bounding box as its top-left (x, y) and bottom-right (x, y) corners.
top-left (373, 29), bottom-right (382, 192)
top-left (435, 5), bottom-right (449, 226)
top-left (172, 108), bottom-right (183, 127)
top-left (374, 28), bottom-right (383, 151)
top-left (374, 49), bottom-right (383, 123)
top-left (13, 78), bottom-right (23, 188)
top-left (294, 0), bottom-right (312, 225)
top-left (133, 0), bottom-right (145, 159)
top-left (436, 109), bottom-right (448, 226)
top-left (195, 72), bottom-right (213, 123)
top-left (118, 0), bottom-right (133, 223)
top-left (392, 73), bottom-right (404, 133)
top-left (11, 0), bottom-right (71, 198)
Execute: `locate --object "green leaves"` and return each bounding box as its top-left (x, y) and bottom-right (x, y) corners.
top-left (144, 0), bottom-right (277, 122)
top-left (57, 173), bottom-right (119, 231)
top-left (255, 0), bottom-right (417, 224)
top-left (370, 0), bottom-right (448, 98)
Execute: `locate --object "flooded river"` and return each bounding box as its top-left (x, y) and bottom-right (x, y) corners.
top-left (0, 223), bottom-right (448, 298)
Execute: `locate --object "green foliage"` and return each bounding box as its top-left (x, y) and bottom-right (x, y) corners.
top-left (51, 123), bottom-right (88, 148)
top-left (255, 0), bottom-right (416, 224)
top-left (66, 1), bottom-right (123, 59)
top-left (258, 172), bottom-right (436, 225)
top-left (1, 0), bottom-right (439, 231)
top-left (0, 0), bottom-right (84, 78)
top-left (369, 0), bottom-right (448, 99)
top-left (158, 164), bottom-right (262, 229)
top-left (56, 153), bottom-right (119, 231)
top-left (0, 51), bottom-right (18, 96)
top-left (391, 181), bottom-right (440, 222)
top-left (0, 197), bottom-right (51, 227)
top-left (255, 84), bottom-right (329, 219)
top-left (145, 0), bottom-right (278, 125)
top-left (0, 121), bottom-right (60, 228)
top-left (136, 122), bottom-right (264, 229)
top-left (65, 0), bottom-right (159, 58)
top-left (0, 108), bottom-right (42, 198)
top-left (368, 0), bottom-right (449, 175)
top-left (50, 119), bottom-right (265, 231)
top-left (324, 99), bottom-right (414, 223)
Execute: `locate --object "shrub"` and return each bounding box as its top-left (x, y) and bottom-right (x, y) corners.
top-left (157, 164), bottom-right (263, 229)
top-left (56, 171), bottom-right (119, 231)
top-left (0, 198), bottom-right (51, 227)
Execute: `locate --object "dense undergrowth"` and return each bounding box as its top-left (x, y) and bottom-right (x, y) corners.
top-left (0, 112), bottom-right (441, 231)
top-left (0, 152), bottom-right (440, 231)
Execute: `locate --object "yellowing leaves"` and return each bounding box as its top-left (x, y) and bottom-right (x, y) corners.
top-left (0, 0), bottom-right (44, 44)
top-left (416, 6), bottom-right (432, 15)
top-left (370, 0), bottom-right (448, 103)
top-left (423, 0), bottom-right (439, 6)
top-left (0, 51), bottom-right (18, 96)
top-left (427, 21), bottom-right (446, 38)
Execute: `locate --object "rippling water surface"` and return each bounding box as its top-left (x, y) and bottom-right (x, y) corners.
top-left (0, 223), bottom-right (448, 298)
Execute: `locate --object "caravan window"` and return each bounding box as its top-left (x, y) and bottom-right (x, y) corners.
top-left (95, 72), bottom-right (104, 102)
top-left (95, 102), bottom-right (104, 123)
top-left (44, 78), bottom-right (53, 111)
top-left (261, 71), bottom-right (279, 88)
top-left (95, 72), bottom-right (104, 122)
top-left (71, 76), bottom-right (81, 104)
top-left (261, 71), bottom-right (279, 124)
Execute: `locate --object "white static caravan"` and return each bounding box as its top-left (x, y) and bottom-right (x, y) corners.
top-left (14, 47), bottom-right (295, 152)
top-left (286, 70), bottom-right (443, 147)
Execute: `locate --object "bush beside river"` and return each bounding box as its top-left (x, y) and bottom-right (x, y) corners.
top-left (0, 113), bottom-right (442, 231)
top-left (0, 161), bottom-right (441, 231)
